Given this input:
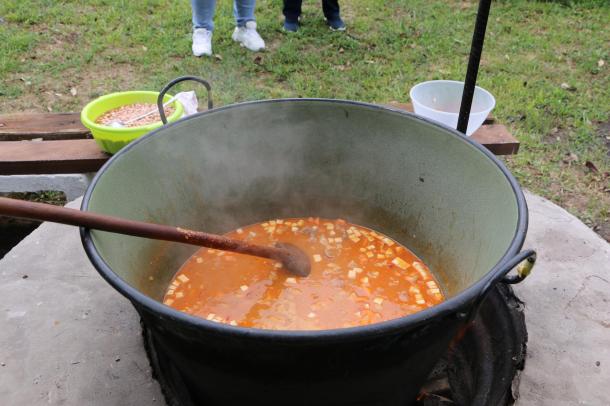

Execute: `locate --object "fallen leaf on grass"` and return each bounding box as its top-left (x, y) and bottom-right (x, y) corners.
top-left (598, 59), bottom-right (605, 68)
top-left (585, 161), bottom-right (599, 173)
top-left (560, 83), bottom-right (576, 91)
top-left (253, 55), bottom-right (263, 65)
top-left (214, 54), bottom-right (223, 61)
top-left (70, 87), bottom-right (77, 96)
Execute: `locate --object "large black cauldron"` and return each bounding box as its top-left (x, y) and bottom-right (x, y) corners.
top-left (81, 99), bottom-right (533, 405)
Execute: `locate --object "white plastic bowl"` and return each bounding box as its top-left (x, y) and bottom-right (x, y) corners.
top-left (409, 80), bottom-right (496, 136)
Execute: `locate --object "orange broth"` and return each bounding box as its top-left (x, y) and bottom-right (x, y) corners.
top-left (163, 218), bottom-right (444, 330)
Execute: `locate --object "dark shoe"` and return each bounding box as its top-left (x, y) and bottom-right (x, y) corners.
top-left (326, 17), bottom-right (346, 31)
top-left (283, 19), bottom-right (299, 32)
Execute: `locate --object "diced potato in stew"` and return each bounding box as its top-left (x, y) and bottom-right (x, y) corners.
top-left (163, 218), bottom-right (444, 330)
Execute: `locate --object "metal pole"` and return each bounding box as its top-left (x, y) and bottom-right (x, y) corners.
top-left (457, 0), bottom-right (492, 134)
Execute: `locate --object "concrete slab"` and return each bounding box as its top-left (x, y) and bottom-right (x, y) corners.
top-left (0, 192), bottom-right (608, 405)
top-left (0, 199), bottom-right (164, 405)
top-left (515, 192), bottom-right (610, 406)
top-left (0, 173), bottom-right (94, 201)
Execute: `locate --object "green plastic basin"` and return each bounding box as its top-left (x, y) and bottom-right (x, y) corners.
top-left (80, 90), bottom-right (184, 154)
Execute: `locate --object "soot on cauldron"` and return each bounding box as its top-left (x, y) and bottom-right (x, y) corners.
top-left (142, 283), bottom-right (526, 406)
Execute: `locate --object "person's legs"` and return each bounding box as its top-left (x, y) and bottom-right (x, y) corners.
top-left (234, 0), bottom-right (256, 27)
top-left (191, 0), bottom-right (215, 56)
top-left (322, 0), bottom-right (345, 30)
top-left (283, 0), bottom-right (302, 23)
top-left (232, 0), bottom-right (265, 51)
top-left (321, 0), bottom-right (340, 20)
top-left (191, 0), bottom-right (216, 31)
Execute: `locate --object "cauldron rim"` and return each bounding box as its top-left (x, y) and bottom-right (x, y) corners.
top-left (80, 98), bottom-right (527, 342)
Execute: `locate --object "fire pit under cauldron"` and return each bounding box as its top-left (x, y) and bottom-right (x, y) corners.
top-left (81, 97), bottom-right (534, 406)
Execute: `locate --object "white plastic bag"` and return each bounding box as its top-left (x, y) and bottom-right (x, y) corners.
top-left (174, 91), bottom-right (199, 117)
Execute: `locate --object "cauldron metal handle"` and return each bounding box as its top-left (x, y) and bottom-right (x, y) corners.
top-left (465, 249), bottom-right (536, 320)
top-left (157, 76), bottom-right (213, 124)
top-left (502, 250), bottom-right (536, 285)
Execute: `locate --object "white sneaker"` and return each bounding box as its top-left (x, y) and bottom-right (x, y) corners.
top-left (192, 28), bottom-right (212, 57)
top-left (232, 21), bottom-right (265, 52)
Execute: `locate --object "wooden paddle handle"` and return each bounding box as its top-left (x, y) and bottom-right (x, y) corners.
top-left (0, 197), bottom-right (281, 260)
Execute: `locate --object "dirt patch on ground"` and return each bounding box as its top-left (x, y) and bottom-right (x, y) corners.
top-left (549, 189), bottom-right (609, 242)
top-left (2, 63), bottom-right (139, 113)
top-left (547, 167), bottom-right (610, 242)
top-left (536, 121), bottom-right (610, 242)
top-left (1, 20), bottom-right (140, 113)
top-left (540, 151), bottom-right (609, 242)
top-left (595, 222), bottom-right (610, 243)
top-left (543, 126), bottom-right (570, 145)
top-left (593, 119), bottom-right (610, 241)
top-left (598, 119), bottom-right (610, 157)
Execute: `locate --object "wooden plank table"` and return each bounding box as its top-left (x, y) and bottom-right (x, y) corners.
top-left (0, 139), bottom-right (109, 175)
top-left (0, 108), bottom-right (519, 175)
top-left (0, 113), bottom-right (90, 141)
top-left (385, 102), bottom-right (519, 156)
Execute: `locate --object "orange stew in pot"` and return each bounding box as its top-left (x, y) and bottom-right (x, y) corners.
top-left (163, 218), bottom-right (444, 330)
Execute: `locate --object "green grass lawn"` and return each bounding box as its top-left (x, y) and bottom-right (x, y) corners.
top-left (1, 0), bottom-right (609, 239)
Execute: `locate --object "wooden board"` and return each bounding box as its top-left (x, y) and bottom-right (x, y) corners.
top-left (470, 124), bottom-right (520, 155)
top-left (0, 113), bottom-right (90, 141)
top-left (0, 139), bottom-right (109, 175)
top-left (0, 106), bottom-right (518, 176)
top-left (383, 102), bottom-right (519, 154)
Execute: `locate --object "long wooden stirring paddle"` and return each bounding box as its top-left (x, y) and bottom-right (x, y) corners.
top-left (0, 197), bottom-right (311, 277)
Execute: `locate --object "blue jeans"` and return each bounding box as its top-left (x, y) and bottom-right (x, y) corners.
top-left (191, 0), bottom-right (256, 31)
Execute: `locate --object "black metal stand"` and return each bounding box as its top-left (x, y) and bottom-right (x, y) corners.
top-left (457, 0), bottom-right (492, 134)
